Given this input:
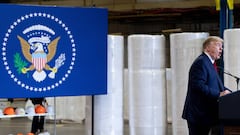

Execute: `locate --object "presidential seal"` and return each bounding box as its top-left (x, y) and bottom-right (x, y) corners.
top-left (2, 13), bottom-right (76, 92)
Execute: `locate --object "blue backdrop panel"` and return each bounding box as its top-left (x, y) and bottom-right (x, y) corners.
top-left (0, 4), bottom-right (108, 98)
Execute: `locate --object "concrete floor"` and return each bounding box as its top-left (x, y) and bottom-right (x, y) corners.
top-left (0, 117), bottom-right (84, 135)
top-left (0, 117), bottom-right (172, 135)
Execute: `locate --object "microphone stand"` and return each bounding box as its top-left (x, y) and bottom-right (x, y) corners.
top-left (224, 71), bottom-right (240, 90)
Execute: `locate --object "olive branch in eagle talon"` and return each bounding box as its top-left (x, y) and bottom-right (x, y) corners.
top-left (14, 53), bottom-right (28, 74)
top-left (17, 35), bottom-right (60, 82)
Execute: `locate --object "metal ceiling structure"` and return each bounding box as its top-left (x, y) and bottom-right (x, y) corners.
top-left (2, 0), bottom-right (240, 34)
top-left (3, 0), bottom-right (238, 25)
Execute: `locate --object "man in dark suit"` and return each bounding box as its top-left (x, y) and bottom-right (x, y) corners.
top-left (182, 36), bottom-right (231, 135)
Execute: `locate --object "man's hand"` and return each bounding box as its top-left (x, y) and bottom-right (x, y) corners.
top-left (220, 90), bottom-right (231, 97)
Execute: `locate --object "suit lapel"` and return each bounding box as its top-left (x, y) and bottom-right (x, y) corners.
top-left (203, 53), bottom-right (224, 92)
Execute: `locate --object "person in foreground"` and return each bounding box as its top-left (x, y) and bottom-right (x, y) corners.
top-left (30, 98), bottom-right (46, 134)
top-left (182, 36), bottom-right (231, 135)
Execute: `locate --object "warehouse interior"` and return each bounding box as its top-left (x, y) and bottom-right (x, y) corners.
top-left (1, 0), bottom-right (240, 67)
top-left (4, 0), bottom-right (240, 36)
top-left (0, 0), bottom-right (240, 135)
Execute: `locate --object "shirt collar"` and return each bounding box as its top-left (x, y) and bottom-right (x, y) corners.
top-left (204, 52), bottom-right (214, 64)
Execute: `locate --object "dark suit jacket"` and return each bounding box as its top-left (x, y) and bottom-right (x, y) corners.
top-left (182, 53), bottom-right (227, 126)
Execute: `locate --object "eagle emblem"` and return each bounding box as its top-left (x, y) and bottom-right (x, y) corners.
top-left (17, 35), bottom-right (61, 82)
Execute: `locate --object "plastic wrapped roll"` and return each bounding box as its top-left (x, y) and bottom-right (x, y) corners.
top-left (170, 32), bottom-right (209, 135)
top-left (224, 29), bottom-right (240, 91)
top-left (124, 68), bottom-right (129, 120)
top-left (46, 96), bottom-right (86, 122)
top-left (129, 70), bottom-right (165, 107)
top-left (128, 70), bottom-right (167, 135)
top-left (128, 34), bottom-right (167, 135)
top-left (128, 34), bottom-right (166, 70)
top-left (94, 35), bottom-right (124, 135)
top-left (85, 96), bottom-right (93, 135)
top-left (166, 68), bottom-right (172, 123)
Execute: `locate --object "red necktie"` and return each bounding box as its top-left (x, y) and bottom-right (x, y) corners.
top-left (213, 62), bottom-right (218, 72)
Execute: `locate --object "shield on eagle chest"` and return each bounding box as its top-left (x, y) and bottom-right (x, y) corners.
top-left (32, 53), bottom-right (47, 71)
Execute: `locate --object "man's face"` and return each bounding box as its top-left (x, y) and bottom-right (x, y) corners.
top-left (206, 41), bottom-right (223, 60)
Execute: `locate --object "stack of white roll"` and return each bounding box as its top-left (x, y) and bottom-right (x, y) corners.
top-left (224, 29), bottom-right (240, 91)
top-left (93, 35), bottom-right (124, 135)
top-left (170, 32), bottom-right (209, 135)
top-left (124, 68), bottom-right (129, 120)
top-left (85, 96), bottom-right (93, 135)
top-left (46, 96), bottom-right (86, 122)
top-left (166, 68), bottom-right (172, 123)
top-left (128, 34), bottom-right (167, 135)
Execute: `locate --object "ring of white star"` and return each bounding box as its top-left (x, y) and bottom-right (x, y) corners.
top-left (2, 12), bottom-right (76, 92)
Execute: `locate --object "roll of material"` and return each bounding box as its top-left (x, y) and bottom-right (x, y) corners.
top-left (166, 68), bottom-right (172, 123)
top-left (128, 34), bottom-right (167, 135)
top-left (129, 106), bottom-right (164, 127)
top-left (224, 29), bottom-right (240, 91)
top-left (124, 68), bottom-right (129, 120)
top-left (85, 96), bottom-right (93, 135)
top-left (128, 70), bottom-right (166, 107)
top-left (170, 32), bottom-right (209, 135)
top-left (128, 34), bottom-right (166, 70)
top-left (46, 96), bottom-right (86, 122)
top-left (129, 127), bottom-right (164, 135)
top-left (128, 70), bottom-right (167, 135)
top-left (94, 35), bottom-right (124, 135)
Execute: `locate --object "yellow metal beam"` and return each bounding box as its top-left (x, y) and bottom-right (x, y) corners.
top-left (227, 0), bottom-right (234, 9)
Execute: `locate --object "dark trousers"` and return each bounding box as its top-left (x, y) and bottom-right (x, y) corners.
top-left (187, 121), bottom-right (211, 135)
top-left (30, 98), bottom-right (45, 133)
top-left (31, 116), bottom-right (45, 133)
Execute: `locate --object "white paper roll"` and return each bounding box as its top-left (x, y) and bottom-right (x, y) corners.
top-left (128, 70), bottom-right (166, 107)
top-left (128, 34), bottom-right (166, 70)
top-left (224, 29), bottom-right (240, 91)
top-left (85, 96), bottom-right (93, 135)
top-left (166, 68), bottom-right (172, 123)
top-left (94, 35), bottom-right (124, 135)
top-left (170, 32), bottom-right (209, 135)
top-left (129, 106), bottom-right (164, 127)
top-left (46, 96), bottom-right (86, 122)
top-left (129, 127), bottom-right (163, 135)
top-left (128, 69), bottom-right (167, 135)
top-left (128, 34), bottom-right (167, 135)
top-left (124, 68), bottom-right (129, 120)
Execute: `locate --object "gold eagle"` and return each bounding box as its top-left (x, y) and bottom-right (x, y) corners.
top-left (17, 35), bottom-right (60, 82)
